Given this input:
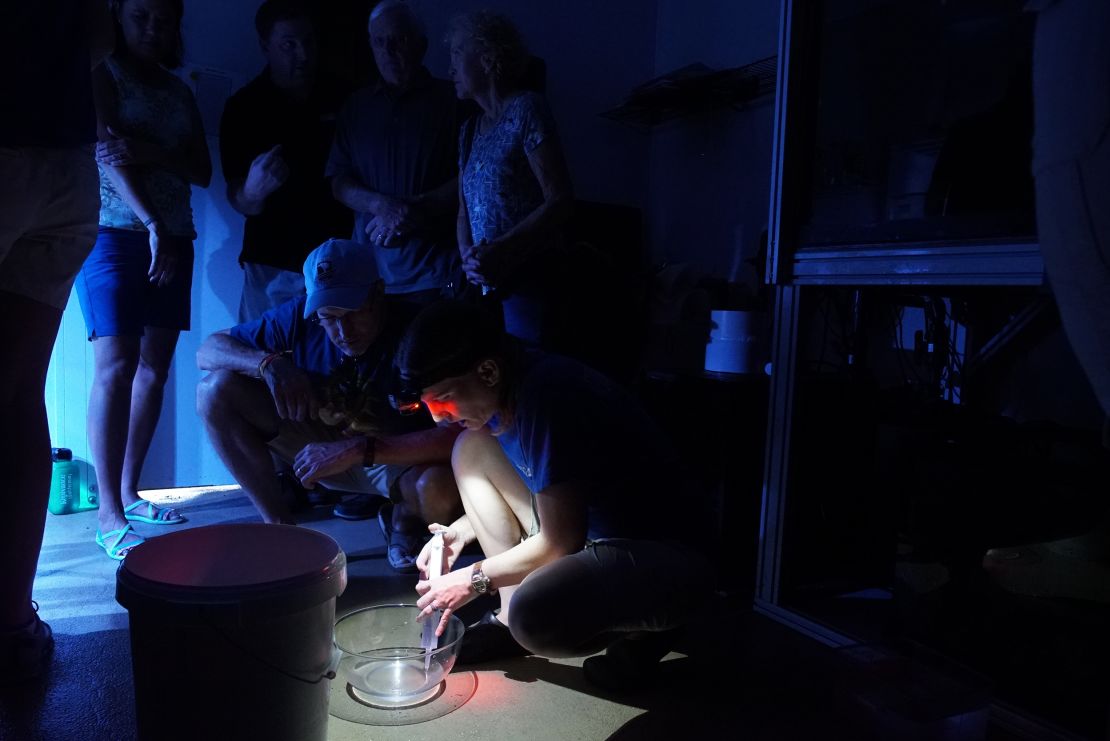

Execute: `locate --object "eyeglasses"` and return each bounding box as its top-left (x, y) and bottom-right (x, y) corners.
top-left (310, 290), bottom-right (380, 327)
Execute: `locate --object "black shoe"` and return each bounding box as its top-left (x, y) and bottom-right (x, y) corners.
top-left (0, 602), bottom-right (54, 683)
top-left (458, 610), bottom-right (531, 664)
top-left (582, 629), bottom-right (681, 692)
top-left (305, 486), bottom-right (341, 507)
top-left (278, 471), bottom-right (311, 513)
top-left (333, 493), bottom-right (383, 521)
top-left (280, 473), bottom-right (341, 512)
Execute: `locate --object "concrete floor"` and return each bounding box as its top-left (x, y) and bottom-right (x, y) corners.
top-left (3, 486), bottom-right (779, 741)
top-left (3, 485), bottom-right (1058, 741)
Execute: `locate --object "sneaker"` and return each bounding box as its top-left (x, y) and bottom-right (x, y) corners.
top-left (457, 610), bottom-right (531, 664)
top-left (333, 493), bottom-right (383, 521)
top-left (582, 629), bottom-right (681, 692)
top-left (0, 602), bottom-right (54, 683)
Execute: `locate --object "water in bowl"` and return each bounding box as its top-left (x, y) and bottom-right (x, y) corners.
top-left (343, 647), bottom-right (448, 707)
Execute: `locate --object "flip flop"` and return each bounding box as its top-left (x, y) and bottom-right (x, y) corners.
top-left (95, 524), bottom-right (145, 560)
top-left (123, 500), bottom-right (185, 525)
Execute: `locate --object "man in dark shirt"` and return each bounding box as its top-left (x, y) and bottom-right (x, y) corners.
top-left (196, 239), bottom-right (462, 572)
top-left (220, 0), bottom-right (352, 322)
top-left (327, 0), bottom-right (460, 307)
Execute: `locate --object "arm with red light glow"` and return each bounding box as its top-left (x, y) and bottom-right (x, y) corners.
top-left (293, 424), bottom-right (463, 490)
top-left (414, 482), bottom-right (589, 636)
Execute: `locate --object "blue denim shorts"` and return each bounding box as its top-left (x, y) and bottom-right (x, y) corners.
top-left (76, 227), bottom-right (193, 338)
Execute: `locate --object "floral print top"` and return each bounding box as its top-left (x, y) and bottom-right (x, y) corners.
top-left (97, 56), bottom-right (199, 238)
top-left (460, 91), bottom-right (558, 246)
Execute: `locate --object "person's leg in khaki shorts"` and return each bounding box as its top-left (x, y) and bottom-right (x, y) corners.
top-left (0, 146), bottom-right (98, 680)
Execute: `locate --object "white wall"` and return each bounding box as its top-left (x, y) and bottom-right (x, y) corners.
top-left (46, 1), bottom-right (779, 488)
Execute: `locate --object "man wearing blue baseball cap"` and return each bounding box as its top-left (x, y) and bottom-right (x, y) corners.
top-left (196, 238), bottom-right (462, 571)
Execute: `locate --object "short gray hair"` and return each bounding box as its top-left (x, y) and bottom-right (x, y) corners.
top-left (446, 10), bottom-right (528, 86)
top-left (369, 0), bottom-right (426, 40)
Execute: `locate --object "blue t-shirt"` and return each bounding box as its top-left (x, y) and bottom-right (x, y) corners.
top-left (460, 91), bottom-right (557, 247)
top-left (326, 72), bottom-right (459, 295)
top-left (494, 352), bottom-right (681, 541)
top-left (228, 296), bottom-right (428, 436)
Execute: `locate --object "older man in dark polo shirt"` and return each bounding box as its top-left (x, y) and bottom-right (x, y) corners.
top-left (327, 0), bottom-right (460, 308)
top-left (221, 0), bottom-right (352, 322)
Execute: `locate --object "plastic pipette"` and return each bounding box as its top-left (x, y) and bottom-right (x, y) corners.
top-left (422, 530), bottom-right (445, 671)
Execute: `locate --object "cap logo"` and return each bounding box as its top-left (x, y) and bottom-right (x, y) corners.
top-left (315, 260), bottom-right (335, 286)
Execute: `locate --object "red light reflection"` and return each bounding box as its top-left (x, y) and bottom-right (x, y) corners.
top-left (423, 398), bottom-right (459, 422)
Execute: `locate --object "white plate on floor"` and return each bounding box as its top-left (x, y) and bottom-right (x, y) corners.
top-left (329, 670), bottom-right (478, 726)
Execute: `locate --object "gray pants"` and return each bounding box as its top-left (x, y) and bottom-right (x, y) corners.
top-left (505, 538), bottom-right (712, 658)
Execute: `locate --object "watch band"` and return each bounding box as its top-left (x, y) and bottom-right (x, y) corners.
top-left (470, 560), bottom-right (493, 595)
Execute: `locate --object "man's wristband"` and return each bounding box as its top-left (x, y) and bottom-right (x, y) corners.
top-left (257, 351), bottom-right (287, 378)
top-left (362, 437), bottom-right (376, 466)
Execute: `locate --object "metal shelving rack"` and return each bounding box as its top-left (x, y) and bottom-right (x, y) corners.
top-left (749, 2), bottom-right (1091, 739)
top-left (601, 56), bottom-right (777, 129)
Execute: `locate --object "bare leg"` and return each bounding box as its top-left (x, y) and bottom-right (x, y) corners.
top-left (451, 429), bottom-right (534, 624)
top-left (196, 370), bottom-right (292, 524)
top-left (0, 293), bottom-right (62, 629)
top-left (120, 327), bottom-right (181, 518)
top-left (395, 464), bottom-right (462, 532)
top-left (89, 335), bottom-right (144, 551)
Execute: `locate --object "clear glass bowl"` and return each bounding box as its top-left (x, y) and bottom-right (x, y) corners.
top-left (333, 604), bottom-right (465, 708)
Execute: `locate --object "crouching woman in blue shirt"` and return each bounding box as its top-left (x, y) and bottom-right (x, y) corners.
top-left (399, 300), bottom-right (713, 689)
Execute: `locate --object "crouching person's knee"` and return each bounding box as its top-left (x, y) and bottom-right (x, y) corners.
top-left (506, 580), bottom-right (577, 658)
top-left (196, 369), bottom-right (238, 421)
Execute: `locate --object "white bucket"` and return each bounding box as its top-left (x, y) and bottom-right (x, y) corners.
top-left (705, 310), bottom-right (764, 375)
top-left (116, 524), bottom-right (347, 741)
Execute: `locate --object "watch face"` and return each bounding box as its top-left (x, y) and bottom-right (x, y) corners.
top-left (471, 565), bottom-right (490, 594)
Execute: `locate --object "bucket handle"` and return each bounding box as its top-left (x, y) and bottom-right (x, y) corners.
top-left (328, 646), bottom-right (341, 676)
top-left (208, 617), bottom-right (337, 685)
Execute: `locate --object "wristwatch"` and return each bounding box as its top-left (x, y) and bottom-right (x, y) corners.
top-left (470, 561), bottom-right (493, 595)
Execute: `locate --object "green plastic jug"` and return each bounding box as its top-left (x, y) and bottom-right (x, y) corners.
top-left (48, 448), bottom-right (98, 515)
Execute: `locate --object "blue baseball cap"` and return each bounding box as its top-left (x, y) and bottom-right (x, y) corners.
top-left (302, 239), bottom-right (381, 319)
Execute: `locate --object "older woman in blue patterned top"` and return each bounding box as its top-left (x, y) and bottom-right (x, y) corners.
top-left (447, 10), bottom-right (574, 346)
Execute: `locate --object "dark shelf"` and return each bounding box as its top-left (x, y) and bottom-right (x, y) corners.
top-left (601, 56), bottom-right (777, 129)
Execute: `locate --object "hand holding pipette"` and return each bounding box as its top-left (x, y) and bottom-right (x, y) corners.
top-left (421, 530), bottom-right (446, 670)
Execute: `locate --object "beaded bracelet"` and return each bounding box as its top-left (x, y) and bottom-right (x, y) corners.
top-left (257, 351), bottom-right (287, 379)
